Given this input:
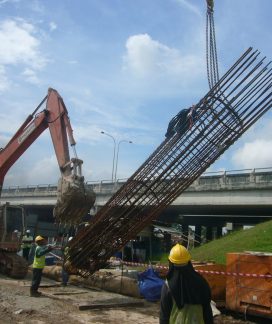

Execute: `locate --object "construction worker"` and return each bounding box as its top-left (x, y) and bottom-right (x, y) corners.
top-left (11, 229), bottom-right (19, 241)
top-left (160, 244), bottom-right (213, 324)
top-left (30, 235), bottom-right (54, 297)
top-left (61, 236), bottom-right (73, 286)
top-left (21, 229), bottom-right (33, 262)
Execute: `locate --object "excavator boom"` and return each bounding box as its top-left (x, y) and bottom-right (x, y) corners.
top-left (0, 88), bottom-right (95, 278)
top-left (0, 88), bottom-right (95, 225)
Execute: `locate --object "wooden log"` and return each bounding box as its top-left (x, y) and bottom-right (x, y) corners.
top-left (83, 271), bottom-right (141, 298)
top-left (43, 265), bottom-right (62, 281)
top-left (42, 266), bottom-right (141, 298)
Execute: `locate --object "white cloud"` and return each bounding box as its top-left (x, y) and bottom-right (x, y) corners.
top-left (0, 0), bottom-right (20, 6)
top-left (175, 0), bottom-right (202, 17)
top-left (30, 155), bottom-right (59, 183)
top-left (232, 139), bottom-right (272, 169)
top-left (68, 60), bottom-right (78, 64)
top-left (49, 21), bottom-right (57, 31)
top-left (123, 34), bottom-right (162, 77)
top-left (0, 18), bottom-right (47, 91)
top-left (21, 68), bottom-right (40, 84)
top-left (0, 19), bottom-right (45, 68)
top-left (29, 0), bottom-right (45, 13)
top-left (0, 66), bottom-right (10, 91)
top-left (123, 34), bottom-right (203, 82)
top-left (4, 155), bottom-right (59, 186)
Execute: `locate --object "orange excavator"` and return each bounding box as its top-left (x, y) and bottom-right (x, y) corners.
top-left (0, 88), bottom-right (95, 278)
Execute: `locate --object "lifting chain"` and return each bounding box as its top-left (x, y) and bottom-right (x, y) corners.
top-left (206, 0), bottom-right (219, 89)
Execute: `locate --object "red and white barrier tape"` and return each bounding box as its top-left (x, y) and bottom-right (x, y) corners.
top-left (196, 269), bottom-right (272, 278)
top-left (120, 261), bottom-right (272, 279)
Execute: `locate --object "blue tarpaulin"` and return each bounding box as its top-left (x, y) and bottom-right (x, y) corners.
top-left (138, 267), bottom-right (164, 302)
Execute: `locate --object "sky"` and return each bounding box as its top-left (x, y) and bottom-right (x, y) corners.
top-left (0, 0), bottom-right (272, 187)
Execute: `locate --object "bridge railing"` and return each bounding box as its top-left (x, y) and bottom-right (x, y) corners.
top-left (1, 167), bottom-right (272, 196)
top-left (1, 184), bottom-right (58, 196)
top-left (192, 167), bottom-right (272, 190)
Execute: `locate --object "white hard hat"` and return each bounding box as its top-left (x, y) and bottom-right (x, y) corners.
top-left (14, 230), bottom-right (18, 233)
top-left (26, 229), bottom-right (30, 233)
top-left (68, 237), bottom-right (73, 242)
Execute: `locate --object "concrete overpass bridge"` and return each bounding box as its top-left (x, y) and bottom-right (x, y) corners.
top-left (1, 167), bottom-right (272, 241)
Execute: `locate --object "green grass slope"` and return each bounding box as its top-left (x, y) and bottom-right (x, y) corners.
top-left (190, 220), bottom-right (272, 264)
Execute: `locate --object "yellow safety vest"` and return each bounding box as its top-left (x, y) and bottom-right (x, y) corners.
top-left (169, 302), bottom-right (204, 324)
top-left (64, 246), bottom-right (69, 258)
top-left (21, 235), bottom-right (33, 249)
top-left (33, 246), bottom-right (46, 269)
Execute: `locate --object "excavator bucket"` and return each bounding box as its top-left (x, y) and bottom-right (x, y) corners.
top-left (53, 176), bottom-right (95, 225)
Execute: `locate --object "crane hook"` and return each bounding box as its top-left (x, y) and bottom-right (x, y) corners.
top-left (206, 0), bottom-right (214, 12)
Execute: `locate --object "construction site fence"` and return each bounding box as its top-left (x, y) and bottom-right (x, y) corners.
top-left (120, 261), bottom-right (272, 279)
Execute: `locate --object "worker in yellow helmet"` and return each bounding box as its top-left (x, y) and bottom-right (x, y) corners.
top-left (160, 244), bottom-right (213, 324)
top-left (30, 235), bottom-right (54, 297)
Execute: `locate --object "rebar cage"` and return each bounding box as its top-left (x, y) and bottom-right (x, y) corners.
top-left (67, 48), bottom-right (272, 277)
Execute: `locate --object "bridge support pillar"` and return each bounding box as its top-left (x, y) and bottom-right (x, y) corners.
top-left (182, 224), bottom-right (189, 247)
top-left (163, 233), bottom-right (172, 252)
top-left (194, 225), bottom-right (202, 247)
top-left (216, 226), bottom-right (222, 238)
top-left (206, 226), bottom-right (213, 242)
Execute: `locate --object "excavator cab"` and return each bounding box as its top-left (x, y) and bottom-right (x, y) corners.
top-left (0, 203), bottom-right (28, 278)
top-left (0, 203), bottom-right (25, 251)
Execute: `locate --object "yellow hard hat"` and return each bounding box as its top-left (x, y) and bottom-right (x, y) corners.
top-left (35, 235), bottom-right (45, 242)
top-left (168, 244), bottom-right (191, 265)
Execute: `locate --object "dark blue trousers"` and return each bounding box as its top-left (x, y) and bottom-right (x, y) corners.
top-left (31, 268), bottom-right (43, 292)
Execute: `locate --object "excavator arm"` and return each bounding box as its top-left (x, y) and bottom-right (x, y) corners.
top-left (0, 88), bottom-right (95, 225)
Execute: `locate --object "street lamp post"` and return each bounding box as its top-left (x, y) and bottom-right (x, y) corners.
top-left (101, 131), bottom-right (116, 182)
top-left (114, 140), bottom-right (133, 182)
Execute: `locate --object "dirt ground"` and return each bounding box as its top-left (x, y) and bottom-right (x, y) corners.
top-left (0, 272), bottom-right (269, 324)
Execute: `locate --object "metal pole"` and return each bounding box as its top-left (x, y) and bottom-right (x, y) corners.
top-left (101, 131), bottom-right (116, 182)
top-left (114, 140), bottom-right (132, 182)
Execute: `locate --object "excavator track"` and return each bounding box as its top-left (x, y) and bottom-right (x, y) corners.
top-left (0, 251), bottom-right (28, 279)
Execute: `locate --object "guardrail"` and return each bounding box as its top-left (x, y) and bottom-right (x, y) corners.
top-left (2, 167), bottom-right (272, 196)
